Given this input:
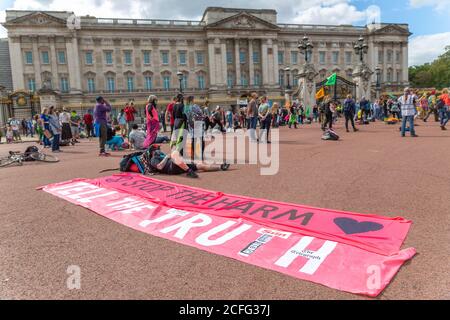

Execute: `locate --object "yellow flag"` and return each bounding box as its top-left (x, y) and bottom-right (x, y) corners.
top-left (316, 87), bottom-right (325, 100)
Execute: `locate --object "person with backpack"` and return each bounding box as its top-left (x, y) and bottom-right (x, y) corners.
top-left (142, 95), bottom-right (160, 149)
top-left (343, 94), bottom-right (359, 133)
top-left (437, 88), bottom-right (450, 130)
top-left (398, 88), bottom-right (418, 137)
top-left (424, 90), bottom-right (439, 122)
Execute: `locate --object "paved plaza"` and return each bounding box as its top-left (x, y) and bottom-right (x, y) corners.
top-left (1, 120), bottom-right (449, 300)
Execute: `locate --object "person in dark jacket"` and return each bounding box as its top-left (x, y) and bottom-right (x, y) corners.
top-left (343, 94), bottom-right (359, 132)
top-left (94, 96), bottom-right (112, 156)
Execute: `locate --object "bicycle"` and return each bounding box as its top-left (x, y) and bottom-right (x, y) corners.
top-left (0, 147), bottom-right (59, 168)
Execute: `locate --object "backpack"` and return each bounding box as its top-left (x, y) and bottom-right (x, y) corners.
top-left (343, 100), bottom-right (354, 113)
top-left (120, 151), bottom-right (144, 172)
top-left (435, 98), bottom-right (445, 110)
top-left (24, 146), bottom-right (39, 161)
top-left (322, 129), bottom-right (340, 141)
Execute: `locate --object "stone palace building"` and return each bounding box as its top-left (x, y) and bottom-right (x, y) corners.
top-left (1, 6), bottom-right (410, 118)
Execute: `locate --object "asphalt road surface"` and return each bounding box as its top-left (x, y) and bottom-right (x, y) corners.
top-left (0, 119), bottom-right (449, 300)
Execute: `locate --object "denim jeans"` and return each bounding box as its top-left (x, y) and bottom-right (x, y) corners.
top-left (401, 116), bottom-right (415, 136)
top-left (439, 108), bottom-right (449, 126)
top-left (52, 133), bottom-right (60, 151)
top-left (248, 116), bottom-right (258, 141)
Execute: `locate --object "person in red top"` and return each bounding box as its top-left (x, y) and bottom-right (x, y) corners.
top-left (83, 111), bottom-right (94, 138)
top-left (124, 101), bottom-right (137, 136)
top-left (165, 96), bottom-right (177, 137)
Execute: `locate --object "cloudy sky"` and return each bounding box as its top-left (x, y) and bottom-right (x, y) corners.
top-left (0, 0), bottom-right (449, 66)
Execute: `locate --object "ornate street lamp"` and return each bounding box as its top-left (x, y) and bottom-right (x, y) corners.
top-left (284, 67), bottom-right (291, 90)
top-left (177, 71), bottom-right (184, 94)
top-left (375, 66), bottom-right (381, 98)
top-left (298, 36), bottom-right (314, 63)
top-left (354, 36), bottom-right (369, 63)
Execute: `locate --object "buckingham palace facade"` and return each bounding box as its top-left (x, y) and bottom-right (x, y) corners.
top-left (2, 7), bottom-right (410, 111)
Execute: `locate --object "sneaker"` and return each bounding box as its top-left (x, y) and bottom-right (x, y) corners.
top-left (411, 134), bottom-right (419, 137)
top-left (220, 163), bottom-right (230, 171)
top-left (441, 126), bottom-right (447, 130)
top-left (99, 152), bottom-right (111, 157)
top-left (346, 129), bottom-right (349, 133)
top-left (186, 169), bottom-right (199, 178)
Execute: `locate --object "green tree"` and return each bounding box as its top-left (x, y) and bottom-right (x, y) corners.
top-left (409, 45), bottom-right (450, 89)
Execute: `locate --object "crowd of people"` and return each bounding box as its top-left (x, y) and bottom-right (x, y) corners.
top-left (1, 87), bottom-right (449, 174)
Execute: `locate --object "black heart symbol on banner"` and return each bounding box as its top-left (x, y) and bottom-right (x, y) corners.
top-left (334, 218), bottom-right (384, 235)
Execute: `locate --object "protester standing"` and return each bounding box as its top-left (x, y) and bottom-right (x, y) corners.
top-left (48, 106), bottom-right (62, 152)
top-left (398, 88), bottom-right (418, 137)
top-left (343, 95), bottom-right (359, 132)
top-left (124, 101), bottom-right (137, 137)
top-left (247, 92), bottom-right (259, 142)
top-left (83, 111), bottom-right (94, 138)
top-left (94, 96), bottom-right (112, 156)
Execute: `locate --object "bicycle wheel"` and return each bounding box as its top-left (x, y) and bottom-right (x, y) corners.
top-left (0, 157), bottom-right (19, 168)
top-left (30, 152), bottom-right (59, 163)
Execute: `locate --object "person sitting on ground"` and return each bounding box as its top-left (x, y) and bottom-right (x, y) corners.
top-left (106, 126), bottom-right (125, 151)
top-left (145, 144), bottom-right (230, 179)
top-left (129, 124), bottom-right (170, 150)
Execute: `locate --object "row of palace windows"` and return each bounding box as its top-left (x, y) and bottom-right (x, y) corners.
top-left (378, 50), bottom-right (402, 64)
top-left (26, 74), bottom-right (207, 93)
top-left (24, 50), bottom-right (66, 65)
top-left (86, 50), bottom-right (205, 66)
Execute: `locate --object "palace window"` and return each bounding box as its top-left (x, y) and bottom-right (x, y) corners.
top-left (58, 51), bottom-right (66, 64)
top-left (278, 51), bottom-right (284, 64)
top-left (332, 51), bottom-right (339, 64)
top-left (240, 74), bottom-right (248, 86)
top-left (345, 52), bottom-right (352, 65)
top-left (227, 73), bottom-right (234, 88)
top-left (378, 50), bottom-right (383, 64)
top-left (396, 51), bottom-right (401, 63)
top-left (278, 72), bottom-right (284, 86)
top-left (145, 76), bottom-right (152, 90)
top-left (396, 71), bottom-right (401, 82)
top-left (105, 51), bottom-right (113, 65)
top-left (181, 74), bottom-right (188, 89)
top-left (196, 52), bottom-right (204, 65)
top-left (41, 51), bottom-right (49, 64)
top-left (226, 51), bottom-right (233, 64)
top-left (127, 76), bottom-right (134, 92)
top-left (163, 76), bottom-right (171, 90)
top-left (291, 51), bottom-right (298, 65)
top-left (87, 78), bottom-right (96, 93)
top-left (239, 51), bottom-right (246, 64)
top-left (254, 73), bottom-right (261, 86)
top-left (106, 76), bottom-right (115, 92)
top-left (27, 78), bottom-right (36, 92)
top-left (143, 51), bottom-right (151, 65)
top-left (179, 51), bottom-right (187, 65)
top-left (25, 51), bottom-right (33, 64)
top-left (197, 75), bottom-right (205, 89)
top-left (60, 77), bottom-right (69, 93)
top-left (85, 52), bottom-right (93, 65)
top-left (161, 51), bottom-right (169, 65)
top-left (319, 52), bottom-right (326, 64)
top-left (124, 51), bottom-right (132, 65)
top-left (387, 50), bottom-right (393, 63)
top-left (253, 51), bottom-right (260, 64)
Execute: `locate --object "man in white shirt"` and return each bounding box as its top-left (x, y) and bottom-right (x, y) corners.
top-left (398, 87), bottom-right (418, 137)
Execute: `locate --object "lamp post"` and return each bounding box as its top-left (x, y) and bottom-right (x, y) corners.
top-left (284, 67), bottom-right (291, 90)
top-left (375, 66), bottom-right (381, 99)
top-left (298, 36), bottom-right (314, 63)
top-left (354, 36), bottom-right (369, 63)
top-left (177, 71), bottom-right (183, 94)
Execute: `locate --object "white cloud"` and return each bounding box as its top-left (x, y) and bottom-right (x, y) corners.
top-left (0, 10), bottom-right (6, 38)
top-left (409, 32), bottom-right (450, 66)
top-left (409, 0), bottom-right (450, 11)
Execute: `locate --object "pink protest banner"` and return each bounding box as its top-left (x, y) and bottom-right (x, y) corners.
top-left (40, 174), bottom-right (416, 297)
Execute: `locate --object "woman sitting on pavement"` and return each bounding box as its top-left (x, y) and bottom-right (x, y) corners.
top-left (106, 126), bottom-right (125, 151)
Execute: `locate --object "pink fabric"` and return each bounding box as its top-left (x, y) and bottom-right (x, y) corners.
top-left (40, 174), bottom-right (416, 297)
top-left (143, 104), bottom-right (160, 148)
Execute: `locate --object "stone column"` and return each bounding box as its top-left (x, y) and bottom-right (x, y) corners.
top-left (66, 33), bottom-right (82, 93)
top-left (8, 36), bottom-right (25, 90)
top-left (248, 39), bottom-right (254, 86)
top-left (272, 41), bottom-right (279, 86)
top-left (31, 36), bottom-right (42, 89)
top-left (49, 37), bottom-right (59, 90)
top-left (401, 41), bottom-right (408, 85)
top-left (261, 39), bottom-right (269, 86)
top-left (207, 38), bottom-right (217, 88)
top-left (234, 39), bottom-right (241, 86)
top-left (220, 40), bottom-right (227, 87)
